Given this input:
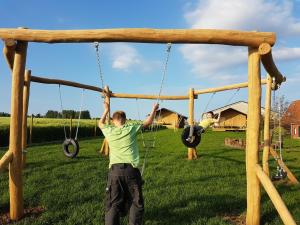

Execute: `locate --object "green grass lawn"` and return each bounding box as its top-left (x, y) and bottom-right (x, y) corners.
top-left (0, 129), bottom-right (299, 225)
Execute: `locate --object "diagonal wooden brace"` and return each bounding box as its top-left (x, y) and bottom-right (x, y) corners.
top-left (0, 151), bottom-right (13, 172)
top-left (269, 147), bottom-right (299, 184)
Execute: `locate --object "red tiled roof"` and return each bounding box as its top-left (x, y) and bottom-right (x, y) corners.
top-left (281, 100), bottom-right (300, 125)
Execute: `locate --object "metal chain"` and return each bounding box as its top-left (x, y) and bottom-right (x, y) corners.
top-left (272, 88), bottom-right (276, 150)
top-left (201, 92), bottom-right (216, 121)
top-left (94, 42), bottom-right (105, 90)
top-left (156, 43), bottom-right (172, 102)
top-left (135, 98), bottom-right (153, 176)
top-left (152, 43), bottom-right (172, 147)
top-left (75, 89), bottom-right (85, 140)
top-left (58, 85), bottom-right (67, 140)
top-left (139, 43), bottom-right (172, 176)
top-left (135, 98), bottom-right (146, 147)
top-left (225, 88), bottom-right (240, 106)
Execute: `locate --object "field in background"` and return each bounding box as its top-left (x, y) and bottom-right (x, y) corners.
top-left (0, 117), bottom-right (163, 147)
top-left (0, 117), bottom-right (98, 128)
top-left (0, 117), bottom-right (102, 147)
top-left (0, 129), bottom-right (299, 225)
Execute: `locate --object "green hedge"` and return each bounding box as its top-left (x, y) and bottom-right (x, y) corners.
top-left (0, 124), bottom-right (166, 147)
top-left (0, 126), bottom-right (103, 147)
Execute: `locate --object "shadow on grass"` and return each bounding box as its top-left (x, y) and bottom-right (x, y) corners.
top-left (145, 193), bottom-right (245, 225)
top-left (200, 148), bottom-right (245, 165)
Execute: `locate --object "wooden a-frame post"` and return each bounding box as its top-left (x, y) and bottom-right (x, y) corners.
top-left (262, 74), bottom-right (272, 176)
top-left (188, 88), bottom-right (197, 160)
top-left (246, 47), bottom-right (261, 225)
top-left (9, 41), bottom-right (28, 220)
top-left (22, 69), bottom-right (31, 168)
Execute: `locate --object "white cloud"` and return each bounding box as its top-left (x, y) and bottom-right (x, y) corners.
top-left (181, 0), bottom-right (300, 80)
top-left (111, 44), bottom-right (141, 71)
top-left (110, 43), bottom-right (160, 72)
top-left (273, 47), bottom-right (300, 61)
top-left (184, 0), bottom-right (300, 36)
top-left (180, 45), bottom-right (246, 76)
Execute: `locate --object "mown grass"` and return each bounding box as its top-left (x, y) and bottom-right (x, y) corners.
top-left (0, 129), bottom-right (299, 225)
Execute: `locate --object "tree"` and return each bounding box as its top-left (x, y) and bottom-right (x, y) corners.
top-left (62, 110), bottom-right (76, 119)
top-left (44, 109), bottom-right (91, 119)
top-left (272, 95), bottom-right (289, 119)
top-left (0, 112), bottom-right (10, 117)
top-left (271, 94), bottom-right (289, 139)
top-left (45, 110), bottom-right (61, 118)
top-left (80, 110), bottom-right (91, 119)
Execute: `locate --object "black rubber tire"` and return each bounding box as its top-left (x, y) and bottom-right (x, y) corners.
top-left (181, 126), bottom-right (201, 148)
top-left (62, 138), bottom-right (79, 158)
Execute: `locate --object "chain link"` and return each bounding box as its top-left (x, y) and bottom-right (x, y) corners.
top-left (138, 43), bottom-right (172, 176)
top-left (94, 42), bottom-right (105, 91)
top-left (58, 85), bottom-right (67, 140)
top-left (156, 43), bottom-right (172, 102)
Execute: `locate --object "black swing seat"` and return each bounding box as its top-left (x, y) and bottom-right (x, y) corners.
top-left (271, 167), bottom-right (287, 181)
top-left (62, 138), bottom-right (80, 158)
top-left (181, 125), bottom-right (202, 148)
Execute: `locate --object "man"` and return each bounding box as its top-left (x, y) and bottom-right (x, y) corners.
top-left (99, 101), bottom-right (159, 225)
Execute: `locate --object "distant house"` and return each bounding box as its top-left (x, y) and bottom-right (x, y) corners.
top-left (155, 108), bottom-right (187, 129)
top-left (281, 100), bottom-right (300, 139)
top-left (204, 101), bottom-right (265, 131)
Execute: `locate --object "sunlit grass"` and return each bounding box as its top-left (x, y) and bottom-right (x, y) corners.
top-left (0, 129), bottom-right (299, 225)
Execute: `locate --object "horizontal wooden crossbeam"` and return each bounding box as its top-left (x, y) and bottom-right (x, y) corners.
top-left (194, 79), bottom-right (267, 95)
top-left (0, 28), bottom-right (275, 46)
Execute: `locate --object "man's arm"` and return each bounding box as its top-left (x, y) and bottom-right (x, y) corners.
top-left (143, 103), bottom-right (159, 128)
top-left (99, 102), bottom-right (109, 128)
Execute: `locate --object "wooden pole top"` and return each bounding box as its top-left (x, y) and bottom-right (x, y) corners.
top-left (0, 28), bottom-right (275, 47)
top-left (258, 43), bottom-right (286, 87)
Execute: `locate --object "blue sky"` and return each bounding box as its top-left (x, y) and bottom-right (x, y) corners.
top-left (1, 0), bottom-right (300, 120)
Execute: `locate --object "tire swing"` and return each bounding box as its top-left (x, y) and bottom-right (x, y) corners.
top-left (62, 138), bottom-right (79, 158)
top-left (58, 85), bottom-right (85, 158)
top-left (181, 92), bottom-right (216, 148)
top-left (181, 125), bottom-right (202, 148)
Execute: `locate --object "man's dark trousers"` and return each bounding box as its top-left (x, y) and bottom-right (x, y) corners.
top-left (105, 163), bottom-right (144, 225)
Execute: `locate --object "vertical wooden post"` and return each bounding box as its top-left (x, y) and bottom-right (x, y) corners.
top-left (246, 47), bottom-right (261, 225)
top-left (22, 70), bottom-right (31, 168)
top-left (29, 114), bottom-right (33, 144)
top-left (9, 41), bottom-right (28, 220)
top-left (188, 88), bottom-right (196, 160)
top-left (262, 74), bottom-right (272, 176)
top-left (104, 86), bottom-right (111, 125)
top-left (104, 86), bottom-right (110, 156)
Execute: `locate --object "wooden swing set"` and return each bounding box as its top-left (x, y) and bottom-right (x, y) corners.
top-left (0, 28), bottom-right (297, 224)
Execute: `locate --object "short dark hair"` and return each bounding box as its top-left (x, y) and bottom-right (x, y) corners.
top-left (112, 111), bottom-right (126, 123)
top-left (207, 111), bottom-right (214, 116)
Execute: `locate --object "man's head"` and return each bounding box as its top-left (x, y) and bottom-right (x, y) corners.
top-left (206, 111), bottom-right (214, 119)
top-left (112, 111), bottom-right (126, 126)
